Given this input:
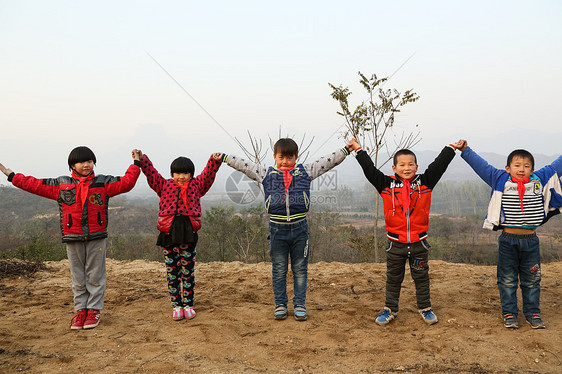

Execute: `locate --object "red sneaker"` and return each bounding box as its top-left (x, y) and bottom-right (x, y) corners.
top-left (70, 309), bottom-right (87, 330)
top-left (83, 309), bottom-right (101, 329)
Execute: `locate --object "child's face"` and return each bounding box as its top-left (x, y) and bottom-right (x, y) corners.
top-left (274, 152), bottom-right (297, 169)
top-left (172, 172), bottom-right (192, 186)
top-left (392, 154), bottom-right (418, 180)
top-left (72, 160), bottom-right (94, 177)
top-left (506, 156), bottom-right (534, 180)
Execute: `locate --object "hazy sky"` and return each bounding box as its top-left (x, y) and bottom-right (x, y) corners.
top-left (1, 0), bottom-right (561, 184)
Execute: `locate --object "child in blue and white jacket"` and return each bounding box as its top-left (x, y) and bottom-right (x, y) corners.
top-left (222, 138), bottom-right (351, 321)
top-left (458, 139), bottom-right (562, 329)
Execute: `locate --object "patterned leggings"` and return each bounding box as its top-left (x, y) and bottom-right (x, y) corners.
top-left (162, 243), bottom-right (196, 308)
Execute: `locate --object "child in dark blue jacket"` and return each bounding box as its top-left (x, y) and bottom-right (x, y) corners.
top-left (222, 138), bottom-right (351, 321)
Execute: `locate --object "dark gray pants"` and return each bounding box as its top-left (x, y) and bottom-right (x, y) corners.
top-left (384, 240), bottom-right (431, 313)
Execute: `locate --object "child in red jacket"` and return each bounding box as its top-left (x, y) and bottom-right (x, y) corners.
top-left (134, 149), bottom-right (222, 320)
top-left (348, 139), bottom-right (462, 326)
top-left (0, 146), bottom-right (141, 330)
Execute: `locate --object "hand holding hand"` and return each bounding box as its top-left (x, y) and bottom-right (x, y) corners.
top-left (347, 138), bottom-right (361, 151)
top-left (132, 149), bottom-right (143, 161)
top-left (0, 162), bottom-right (13, 177)
top-left (452, 139), bottom-right (467, 151)
top-left (211, 152), bottom-right (223, 161)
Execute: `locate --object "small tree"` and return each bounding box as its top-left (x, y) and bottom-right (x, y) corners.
top-left (330, 72), bottom-right (421, 262)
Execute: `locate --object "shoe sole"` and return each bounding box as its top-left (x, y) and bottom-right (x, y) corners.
top-left (294, 315), bottom-right (308, 321)
top-left (422, 316), bottom-right (438, 325)
top-left (375, 315), bottom-right (396, 326)
top-left (526, 320), bottom-right (545, 329)
top-left (83, 322), bottom-right (100, 329)
top-left (274, 314), bottom-right (288, 320)
top-left (70, 326), bottom-right (83, 330)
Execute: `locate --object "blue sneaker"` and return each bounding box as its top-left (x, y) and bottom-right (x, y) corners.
top-left (419, 307), bottom-right (438, 325)
top-left (293, 305), bottom-right (308, 321)
top-left (274, 304), bottom-right (288, 320)
top-left (375, 307), bottom-right (397, 326)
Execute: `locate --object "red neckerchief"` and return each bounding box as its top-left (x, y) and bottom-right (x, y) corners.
top-left (278, 166), bottom-right (294, 197)
top-left (511, 176), bottom-right (531, 213)
top-left (177, 182), bottom-right (190, 209)
top-left (72, 171), bottom-right (95, 208)
top-left (400, 177), bottom-right (413, 215)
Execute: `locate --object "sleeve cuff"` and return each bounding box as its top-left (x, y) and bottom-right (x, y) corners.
top-left (134, 160), bottom-right (141, 167)
top-left (8, 172), bottom-right (15, 182)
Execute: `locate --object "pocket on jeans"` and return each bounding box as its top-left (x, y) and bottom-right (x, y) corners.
top-left (421, 239), bottom-right (431, 251)
top-left (386, 241), bottom-right (393, 252)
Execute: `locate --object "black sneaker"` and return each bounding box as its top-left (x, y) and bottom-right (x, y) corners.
top-left (525, 314), bottom-right (546, 329)
top-left (503, 313), bottom-right (519, 329)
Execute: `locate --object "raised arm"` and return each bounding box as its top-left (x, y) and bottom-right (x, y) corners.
top-left (348, 138), bottom-right (387, 194)
top-left (459, 140), bottom-right (504, 187)
top-left (192, 153), bottom-right (223, 197)
top-left (222, 154), bottom-right (268, 183)
top-left (104, 162), bottom-right (141, 197)
top-left (421, 145), bottom-right (456, 189)
top-left (139, 153), bottom-right (167, 195)
top-left (9, 172), bottom-right (61, 200)
top-left (0, 162), bottom-right (13, 177)
top-left (548, 154), bottom-right (562, 175)
top-left (303, 147), bottom-right (350, 181)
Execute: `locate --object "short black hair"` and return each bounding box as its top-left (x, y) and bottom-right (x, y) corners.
top-left (507, 149), bottom-right (534, 169)
top-left (68, 146), bottom-right (96, 170)
top-left (170, 156), bottom-right (195, 176)
top-left (393, 149), bottom-right (417, 165)
top-left (273, 138), bottom-right (299, 157)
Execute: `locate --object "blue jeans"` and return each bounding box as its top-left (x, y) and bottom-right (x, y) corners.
top-left (269, 219), bottom-right (309, 307)
top-left (497, 232), bottom-right (541, 317)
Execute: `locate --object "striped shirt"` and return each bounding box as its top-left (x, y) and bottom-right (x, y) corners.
top-left (501, 179), bottom-right (544, 229)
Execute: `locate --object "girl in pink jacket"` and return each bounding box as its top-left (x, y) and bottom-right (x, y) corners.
top-left (134, 149), bottom-right (222, 320)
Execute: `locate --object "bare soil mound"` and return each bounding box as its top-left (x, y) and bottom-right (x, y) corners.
top-left (1, 259), bottom-right (561, 373)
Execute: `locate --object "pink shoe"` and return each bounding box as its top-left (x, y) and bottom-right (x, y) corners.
top-left (183, 306), bottom-right (196, 320)
top-left (70, 309), bottom-right (87, 330)
top-left (173, 307), bottom-right (184, 320)
top-left (83, 309), bottom-right (101, 329)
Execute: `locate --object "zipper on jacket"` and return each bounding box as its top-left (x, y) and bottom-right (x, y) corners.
top-left (97, 211), bottom-right (103, 226)
top-left (285, 189), bottom-right (291, 221)
top-left (67, 214), bottom-right (73, 228)
top-left (406, 210), bottom-right (411, 243)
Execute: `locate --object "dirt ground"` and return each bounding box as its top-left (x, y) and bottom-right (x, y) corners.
top-left (1, 259), bottom-right (561, 373)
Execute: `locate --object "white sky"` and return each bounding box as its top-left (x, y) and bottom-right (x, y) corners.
top-left (1, 0), bottom-right (561, 182)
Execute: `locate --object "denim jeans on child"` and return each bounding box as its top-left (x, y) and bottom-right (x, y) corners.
top-left (385, 240), bottom-right (431, 313)
top-left (269, 219), bottom-right (309, 307)
top-left (497, 232), bottom-right (541, 317)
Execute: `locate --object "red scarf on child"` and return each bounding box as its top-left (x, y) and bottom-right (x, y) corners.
top-left (400, 178), bottom-right (412, 215)
top-left (511, 176), bottom-right (530, 213)
top-left (72, 171), bottom-right (95, 208)
top-left (278, 166), bottom-right (294, 197)
top-left (177, 182), bottom-right (190, 209)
